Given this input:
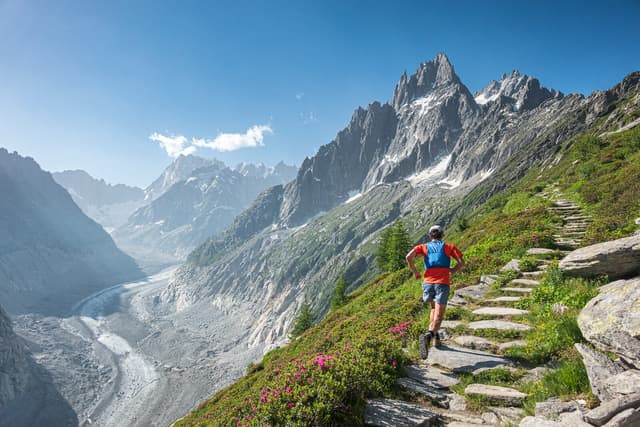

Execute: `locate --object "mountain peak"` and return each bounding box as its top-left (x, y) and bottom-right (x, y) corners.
top-left (474, 70), bottom-right (562, 110)
top-left (392, 52), bottom-right (462, 110)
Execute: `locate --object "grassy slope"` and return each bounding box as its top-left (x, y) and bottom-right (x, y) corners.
top-left (175, 113), bottom-right (640, 426)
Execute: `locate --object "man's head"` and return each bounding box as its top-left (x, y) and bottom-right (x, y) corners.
top-left (429, 225), bottom-right (444, 240)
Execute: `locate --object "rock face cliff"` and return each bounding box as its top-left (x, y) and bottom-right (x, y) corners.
top-left (0, 148), bottom-right (143, 315)
top-left (0, 304), bottom-right (76, 426)
top-left (164, 55), bottom-right (640, 354)
top-left (113, 158), bottom-right (296, 259)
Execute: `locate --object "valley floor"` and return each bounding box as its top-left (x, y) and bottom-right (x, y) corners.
top-left (13, 266), bottom-right (260, 427)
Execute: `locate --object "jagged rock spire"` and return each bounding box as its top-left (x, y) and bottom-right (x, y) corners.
top-left (392, 53), bottom-right (462, 110)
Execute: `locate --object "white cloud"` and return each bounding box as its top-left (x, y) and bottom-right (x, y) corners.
top-left (149, 132), bottom-right (197, 158)
top-left (192, 125), bottom-right (272, 152)
top-left (150, 125), bottom-right (273, 157)
top-left (295, 92), bottom-right (305, 100)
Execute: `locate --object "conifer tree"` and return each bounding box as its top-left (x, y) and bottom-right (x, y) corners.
top-left (330, 277), bottom-right (348, 310)
top-left (388, 220), bottom-right (411, 271)
top-left (290, 302), bottom-right (314, 338)
top-left (376, 226), bottom-right (393, 270)
top-left (377, 219), bottom-right (411, 272)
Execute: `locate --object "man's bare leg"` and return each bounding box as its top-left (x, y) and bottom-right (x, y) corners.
top-left (430, 303), bottom-right (447, 332)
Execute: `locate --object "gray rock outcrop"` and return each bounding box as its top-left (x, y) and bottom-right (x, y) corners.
top-left (577, 278), bottom-right (640, 368)
top-left (559, 234), bottom-right (640, 280)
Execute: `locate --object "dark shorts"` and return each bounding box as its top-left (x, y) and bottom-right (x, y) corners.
top-left (422, 283), bottom-right (450, 305)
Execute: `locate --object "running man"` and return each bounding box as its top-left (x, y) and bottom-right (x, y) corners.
top-left (406, 225), bottom-right (465, 359)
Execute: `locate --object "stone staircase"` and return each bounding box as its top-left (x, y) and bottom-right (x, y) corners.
top-left (363, 190), bottom-right (592, 426)
top-left (540, 185), bottom-right (593, 250)
top-left (363, 252), bottom-right (545, 426)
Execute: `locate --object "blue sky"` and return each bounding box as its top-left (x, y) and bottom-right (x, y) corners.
top-left (1, 0), bottom-right (638, 187)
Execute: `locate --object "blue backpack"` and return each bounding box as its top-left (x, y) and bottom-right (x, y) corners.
top-left (424, 241), bottom-right (450, 270)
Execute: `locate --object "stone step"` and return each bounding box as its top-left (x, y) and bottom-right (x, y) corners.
top-left (510, 278), bottom-right (540, 286)
top-left (472, 307), bottom-right (529, 316)
top-left (426, 344), bottom-right (511, 375)
top-left (553, 232), bottom-right (586, 237)
top-left (454, 283), bottom-right (489, 300)
top-left (453, 335), bottom-right (496, 351)
top-left (563, 215), bottom-right (593, 221)
top-left (441, 320), bottom-right (464, 329)
top-left (525, 248), bottom-right (556, 256)
top-left (502, 287), bottom-right (533, 293)
top-left (364, 398), bottom-right (438, 426)
top-left (404, 365), bottom-right (460, 389)
top-left (464, 384), bottom-right (527, 406)
top-left (498, 340), bottom-right (527, 351)
top-left (396, 377), bottom-right (450, 407)
top-left (468, 320), bottom-right (531, 331)
top-left (488, 296), bottom-right (522, 303)
top-left (436, 411), bottom-right (486, 426)
top-left (522, 271), bottom-right (544, 279)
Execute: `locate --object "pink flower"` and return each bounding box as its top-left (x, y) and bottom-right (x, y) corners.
top-left (392, 360), bottom-right (397, 367)
top-left (284, 387), bottom-right (292, 393)
top-left (252, 406), bottom-right (257, 411)
top-left (287, 402), bottom-right (295, 409)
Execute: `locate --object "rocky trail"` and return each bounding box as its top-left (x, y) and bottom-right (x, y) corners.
top-left (363, 194), bottom-right (640, 426)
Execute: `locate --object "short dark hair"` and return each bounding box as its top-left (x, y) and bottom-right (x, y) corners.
top-left (429, 229), bottom-right (443, 240)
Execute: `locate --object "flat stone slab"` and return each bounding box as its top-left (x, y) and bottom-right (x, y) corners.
top-left (404, 365), bottom-right (460, 389)
top-left (522, 270), bottom-right (545, 278)
top-left (364, 398), bottom-right (438, 426)
top-left (502, 287), bottom-right (533, 293)
top-left (468, 320), bottom-right (531, 331)
top-left (526, 248), bottom-right (556, 255)
top-left (464, 384), bottom-right (527, 406)
top-left (454, 283), bottom-right (489, 300)
top-left (510, 278), bottom-right (540, 286)
top-left (501, 259), bottom-right (520, 272)
top-left (453, 335), bottom-right (496, 351)
top-left (481, 274), bottom-right (499, 285)
top-left (498, 340), bottom-right (527, 351)
top-left (488, 296), bottom-right (522, 303)
top-left (441, 320), bottom-right (463, 329)
top-left (396, 377), bottom-right (449, 407)
top-left (472, 307), bottom-right (529, 316)
top-left (426, 344), bottom-right (511, 375)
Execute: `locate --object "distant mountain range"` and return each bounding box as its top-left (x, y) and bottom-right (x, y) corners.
top-left (0, 148), bottom-right (142, 315)
top-left (112, 156), bottom-right (297, 260)
top-left (52, 169), bottom-right (146, 232)
top-left (162, 53), bottom-right (640, 354)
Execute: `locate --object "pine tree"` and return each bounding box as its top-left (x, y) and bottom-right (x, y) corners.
top-left (290, 302), bottom-right (314, 338)
top-left (330, 277), bottom-right (348, 310)
top-left (377, 220), bottom-right (411, 272)
top-left (376, 226), bottom-right (393, 270)
top-left (388, 220), bottom-right (411, 271)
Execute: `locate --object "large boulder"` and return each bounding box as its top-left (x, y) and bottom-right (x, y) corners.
top-left (559, 234), bottom-right (640, 280)
top-left (578, 278), bottom-right (640, 369)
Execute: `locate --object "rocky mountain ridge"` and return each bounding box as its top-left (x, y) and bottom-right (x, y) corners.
top-left (0, 148), bottom-right (143, 315)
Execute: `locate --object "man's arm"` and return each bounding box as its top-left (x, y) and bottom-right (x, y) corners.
top-left (406, 247), bottom-right (422, 279)
top-left (450, 256), bottom-right (465, 276)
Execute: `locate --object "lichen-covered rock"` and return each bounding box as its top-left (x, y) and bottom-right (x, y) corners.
top-left (575, 343), bottom-right (625, 401)
top-left (364, 398), bottom-right (437, 426)
top-left (585, 392), bottom-right (640, 426)
top-left (577, 278), bottom-right (640, 368)
top-left (559, 234), bottom-right (640, 280)
top-left (602, 407), bottom-right (640, 427)
top-left (464, 384), bottom-right (526, 406)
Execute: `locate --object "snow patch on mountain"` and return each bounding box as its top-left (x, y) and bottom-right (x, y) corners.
top-left (406, 154), bottom-right (452, 186)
